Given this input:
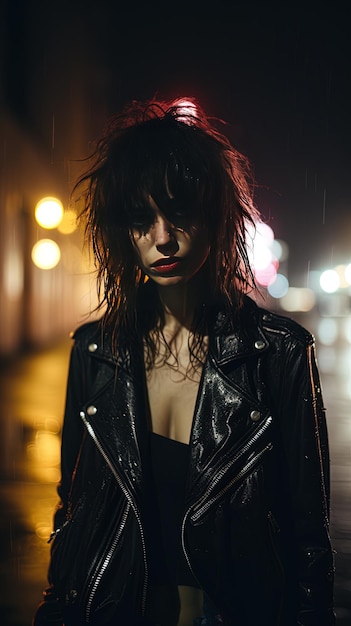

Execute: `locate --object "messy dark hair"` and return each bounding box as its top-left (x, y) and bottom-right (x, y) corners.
top-left (73, 97), bottom-right (261, 364)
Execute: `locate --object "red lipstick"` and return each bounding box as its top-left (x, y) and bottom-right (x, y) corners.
top-left (151, 257), bottom-right (183, 273)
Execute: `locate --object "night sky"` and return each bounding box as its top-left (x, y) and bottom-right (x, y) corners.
top-left (2, 1), bottom-right (351, 283)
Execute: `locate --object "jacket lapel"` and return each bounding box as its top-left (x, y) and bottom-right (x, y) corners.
top-left (80, 336), bottom-right (149, 506)
top-left (186, 299), bottom-right (272, 504)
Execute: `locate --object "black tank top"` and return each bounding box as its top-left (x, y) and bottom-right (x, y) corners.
top-left (146, 432), bottom-right (199, 588)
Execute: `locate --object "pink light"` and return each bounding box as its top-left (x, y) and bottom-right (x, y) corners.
top-left (172, 98), bottom-right (198, 123)
top-left (255, 263), bottom-right (277, 287)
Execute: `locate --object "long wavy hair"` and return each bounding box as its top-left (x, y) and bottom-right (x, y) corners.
top-left (73, 97), bottom-right (261, 364)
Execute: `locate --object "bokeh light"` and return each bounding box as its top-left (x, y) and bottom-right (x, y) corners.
top-left (342, 317), bottom-right (351, 345)
top-left (320, 269), bottom-right (340, 293)
top-left (35, 196), bottom-right (64, 229)
top-left (247, 221), bottom-right (283, 288)
top-left (57, 209), bottom-right (78, 234)
top-left (279, 287), bottom-right (316, 312)
top-left (255, 263), bottom-right (277, 287)
top-left (31, 239), bottom-right (61, 269)
top-left (345, 263), bottom-right (351, 285)
top-left (271, 239), bottom-right (289, 263)
top-left (317, 347), bottom-right (337, 374)
top-left (267, 273), bottom-right (289, 298)
top-left (317, 318), bottom-right (339, 345)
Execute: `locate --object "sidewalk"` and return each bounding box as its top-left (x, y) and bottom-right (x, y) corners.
top-left (0, 331), bottom-right (350, 625)
top-left (0, 338), bottom-right (71, 626)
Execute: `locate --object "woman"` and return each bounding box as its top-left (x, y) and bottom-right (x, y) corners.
top-left (33, 97), bottom-right (335, 625)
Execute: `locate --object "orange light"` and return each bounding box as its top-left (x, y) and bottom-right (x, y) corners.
top-left (35, 197), bottom-right (63, 229)
top-left (31, 239), bottom-right (61, 269)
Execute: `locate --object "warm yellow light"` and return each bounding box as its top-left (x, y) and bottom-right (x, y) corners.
top-left (57, 209), bottom-right (77, 234)
top-left (334, 264), bottom-right (350, 289)
top-left (280, 287), bottom-right (316, 312)
top-left (35, 196), bottom-right (64, 229)
top-left (31, 239), bottom-right (61, 269)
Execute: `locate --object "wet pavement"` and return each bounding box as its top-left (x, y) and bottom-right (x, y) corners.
top-left (0, 339), bottom-right (70, 626)
top-left (0, 318), bottom-right (350, 625)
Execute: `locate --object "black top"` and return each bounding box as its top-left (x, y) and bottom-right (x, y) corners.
top-left (146, 432), bottom-right (199, 588)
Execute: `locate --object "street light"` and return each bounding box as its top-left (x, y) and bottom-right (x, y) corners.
top-left (34, 197), bottom-right (64, 229)
top-left (31, 239), bottom-right (61, 270)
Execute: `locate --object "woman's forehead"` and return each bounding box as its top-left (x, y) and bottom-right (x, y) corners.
top-left (128, 173), bottom-right (197, 211)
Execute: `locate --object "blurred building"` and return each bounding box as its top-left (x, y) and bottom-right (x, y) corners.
top-left (0, 3), bottom-right (108, 357)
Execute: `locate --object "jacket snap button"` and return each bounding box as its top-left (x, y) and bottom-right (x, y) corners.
top-left (254, 339), bottom-right (265, 350)
top-left (250, 410), bottom-right (261, 422)
top-left (87, 405), bottom-right (97, 416)
top-left (88, 343), bottom-right (98, 352)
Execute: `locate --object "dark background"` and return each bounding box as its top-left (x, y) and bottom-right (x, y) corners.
top-left (2, 0), bottom-right (351, 285)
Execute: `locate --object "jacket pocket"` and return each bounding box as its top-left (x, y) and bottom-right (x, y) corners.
top-left (48, 492), bottom-right (88, 591)
top-left (48, 482), bottom-right (130, 620)
top-left (190, 436), bottom-right (273, 525)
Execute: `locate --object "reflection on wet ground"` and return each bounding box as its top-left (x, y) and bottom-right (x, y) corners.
top-left (0, 340), bottom-right (70, 626)
top-left (0, 317), bottom-right (350, 625)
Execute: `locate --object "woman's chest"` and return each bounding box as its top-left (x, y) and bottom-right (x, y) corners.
top-left (146, 364), bottom-right (202, 445)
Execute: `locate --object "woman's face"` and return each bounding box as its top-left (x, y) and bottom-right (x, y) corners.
top-left (130, 196), bottom-right (210, 288)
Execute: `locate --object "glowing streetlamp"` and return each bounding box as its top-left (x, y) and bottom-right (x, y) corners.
top-left (31, 239), bottom-right (61, 270)
top-left (320, 269), bottom-right (340, 294)
top-left (34, 197), bottom-right (64, 229)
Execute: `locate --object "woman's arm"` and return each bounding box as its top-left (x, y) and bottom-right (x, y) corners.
top-left (53, 335), bottom-right (87, 530)
top-left (277, 332), bottom-right (335, 625)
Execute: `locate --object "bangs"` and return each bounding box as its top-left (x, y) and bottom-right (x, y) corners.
top-left (110, 118), bottom-right (214, 227)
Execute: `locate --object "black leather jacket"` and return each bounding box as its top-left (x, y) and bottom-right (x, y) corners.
top-left (45, 296), bottom-right (335, 626)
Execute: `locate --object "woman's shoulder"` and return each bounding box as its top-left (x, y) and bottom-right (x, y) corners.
top-left (69, 318), bottom-right (120, 361)
top-left (244, 296), bottom-right (315, 347)
top-left (70, 318), bottom-right (104, 350)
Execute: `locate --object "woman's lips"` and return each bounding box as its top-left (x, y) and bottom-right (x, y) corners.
top-left (151, 258), bottom-right (183, 273)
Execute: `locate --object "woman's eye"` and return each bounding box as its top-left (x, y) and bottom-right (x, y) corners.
top-left (167, 211), bottom-right (190, 228)
top-left (165, 200), bottom-right (195, 226)
top-left (131, 223), bottom-right (151, 236)
top-left (130, 212), bottom-right (154, 232)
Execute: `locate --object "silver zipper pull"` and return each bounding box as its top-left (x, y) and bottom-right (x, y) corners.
top-left (47, 519), bottom-right (69, 543)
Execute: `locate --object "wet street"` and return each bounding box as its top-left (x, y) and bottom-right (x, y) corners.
top-left (0, 316), bottom-right (350, 625)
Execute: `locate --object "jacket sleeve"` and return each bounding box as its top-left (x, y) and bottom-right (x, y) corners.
top-left (275, 330), bottom-right (335, 625)
top-left (53, 335), bottom-right (87, 531)
top-left (33, 334), bottom-right (88, 625)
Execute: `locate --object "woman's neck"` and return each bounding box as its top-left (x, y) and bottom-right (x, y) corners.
top-left (152, 280), bottom-right (209, 377)
top-left (157, 278), bottom-right (206, 333)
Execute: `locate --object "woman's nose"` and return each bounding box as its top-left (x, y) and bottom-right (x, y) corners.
top-left (153, 216), bottom-right (173, 246)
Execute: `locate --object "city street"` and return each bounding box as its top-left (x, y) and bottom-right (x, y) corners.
top-left (0, 315), bottom-right (350, 625)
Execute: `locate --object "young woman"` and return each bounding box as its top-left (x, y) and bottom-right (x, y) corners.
top-left (33, 97), bottom-right (335, 625)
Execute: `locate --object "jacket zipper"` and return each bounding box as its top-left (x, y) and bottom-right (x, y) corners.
top-left (84, 503), bottom-right (130, 623)
top-left (180, 445), bottom-right (273, 591)
top-left (48, 519), bottom-right (70, 543)
top-left (80, 411), bottom-right (148, 620)
top-left (181, 417), bottom-right (273, 580)
top-left (191, 416), bottom-right (273, 522)
top-left (191, 441), bottom-right (273, 523)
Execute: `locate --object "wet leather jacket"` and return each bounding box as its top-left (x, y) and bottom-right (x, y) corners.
top-left (44, 296), bottom-right (335, 625)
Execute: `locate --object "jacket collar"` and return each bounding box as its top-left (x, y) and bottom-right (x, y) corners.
top-left (211, 296), bottom-right (270, 366)
top-left (81, 295), bottom-right (270, 370)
